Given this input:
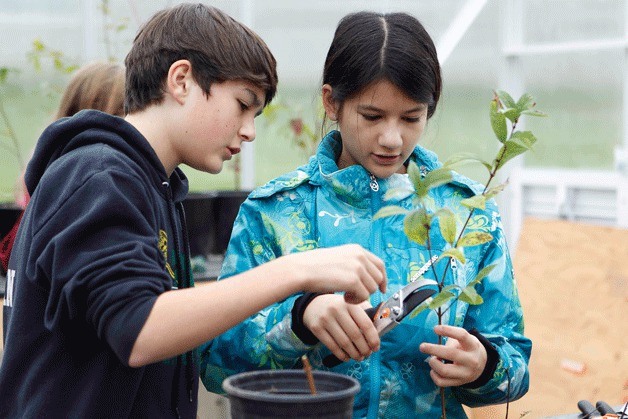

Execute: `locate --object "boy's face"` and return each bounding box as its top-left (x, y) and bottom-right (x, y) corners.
top-left (177, 79), bottom-right (265, 174)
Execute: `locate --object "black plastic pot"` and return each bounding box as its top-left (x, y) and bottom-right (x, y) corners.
top-left (182, 191), bottom-right (250, 281)
top-left (183, 190), bottom-right (250, 257)
top-left (223, 370), bottom-right (360, 419)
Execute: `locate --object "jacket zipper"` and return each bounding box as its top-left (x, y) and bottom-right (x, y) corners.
top-left (368, 173), bottom-right (381, 419)
top-left (369, 173), bottom-right (379, 192)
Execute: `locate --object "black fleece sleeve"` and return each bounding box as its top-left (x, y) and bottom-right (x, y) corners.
top-left (291, 292), bottom-right (322, 345)
top-left (32, 166), bottom-right (170, 365)
top-left (461, 328), bottom-right (500, 389)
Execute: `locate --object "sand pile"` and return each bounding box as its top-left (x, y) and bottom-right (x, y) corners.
top-left (469, 217), bottom-right (628, 418)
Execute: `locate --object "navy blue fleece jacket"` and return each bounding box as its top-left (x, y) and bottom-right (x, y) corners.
top-left (0, 110), bottom-right (197, 418)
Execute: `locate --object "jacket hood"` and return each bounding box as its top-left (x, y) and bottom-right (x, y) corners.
top-left (25, 109), bottom-right (188, 202)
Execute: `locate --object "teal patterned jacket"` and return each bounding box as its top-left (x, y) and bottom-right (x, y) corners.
top-left (200, 131), bottom-right (531, 419)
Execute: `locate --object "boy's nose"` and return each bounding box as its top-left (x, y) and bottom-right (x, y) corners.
top-left (239, 118), bottom-right (256, 142)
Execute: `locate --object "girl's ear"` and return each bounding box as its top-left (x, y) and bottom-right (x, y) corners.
top-left (166, 59), bottom-right (193, 105)
top-left (321, 84), bottom-right (338, 121)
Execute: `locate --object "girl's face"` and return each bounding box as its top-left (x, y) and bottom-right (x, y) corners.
top-left (322, 79), bottom-right (429, 179)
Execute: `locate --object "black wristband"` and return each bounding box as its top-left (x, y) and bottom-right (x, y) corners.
top-left (461, 328), bottom-right (500, 389)
top-left (291, 292), bottom-right (322, 345)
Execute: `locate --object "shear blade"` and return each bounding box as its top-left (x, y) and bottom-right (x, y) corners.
top-left (402, 288), bottom-right (436, 317)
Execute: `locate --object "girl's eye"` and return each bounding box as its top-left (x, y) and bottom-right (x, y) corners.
top-left (239, 101), bottom-right (249, 111)
top-left (361, 114), bottom-right (381, 121)
top-left (404, 116), bottom-right (422, 123)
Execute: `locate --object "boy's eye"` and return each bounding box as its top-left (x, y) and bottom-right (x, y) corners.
top-left (404, 116), bottom-right (422, 123)
top-left (239, 101), bottom-right (249, 111)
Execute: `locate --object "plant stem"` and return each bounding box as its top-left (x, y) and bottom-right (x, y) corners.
top-left (0, 96), bottom-right (25, 171)
top-left (301, 355), bottom-right (317, 395)
top-left (426, 225), bottom-right (448, 418)
top-left (426, 135), bottom-right (512, 419)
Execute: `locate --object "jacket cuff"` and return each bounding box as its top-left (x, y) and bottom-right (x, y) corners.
top-left (461, 328), bottom-right (500, 389)
top-left (291, 292), bottom-right (321, 345)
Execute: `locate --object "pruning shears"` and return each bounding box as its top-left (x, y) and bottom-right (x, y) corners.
top-left (323, 256), bottom-right (440, 367)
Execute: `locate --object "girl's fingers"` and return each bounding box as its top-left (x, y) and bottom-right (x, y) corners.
top-left (323, 320), bottom-right (363, 361)
top-left (349, 305), bottom-right (380, 352)
top-left (316, 329), bottom-right (350, 362)
top-left (332, 310), bottom-right (374, 359)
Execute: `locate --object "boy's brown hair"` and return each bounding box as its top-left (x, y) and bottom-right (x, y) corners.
top-left (124, 3), bottom-right (278, 114)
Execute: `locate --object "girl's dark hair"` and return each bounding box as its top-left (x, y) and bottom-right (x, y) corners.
top-left (323, 11), bottom-right (441, 118)
top-left (124, 3), bottom-right (277, 114)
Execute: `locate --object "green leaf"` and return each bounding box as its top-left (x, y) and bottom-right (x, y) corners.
top-left (485, 181), bottom-right (508, 200)
top-left (494, 141), bottom-right (528, 170)
top-left (502, 108), bottom-right (521, 123)
top-left (458, 285), bottom-right (484, 305)
top-left (404, 208), bottom-right (431, 245)
top-left (490, 99), bottom-right (508, 142)
top-left (435, 208), bottom-right (456, 245)
top-left (521, 109), bottom-right (548, 117)
top-left (407, 160), bottom-right (427, 196)
top-left (516, 93), bottom-right (535, 111)
top-left (458, 231), bottom-right (492, 247)
top-left (495, 90), bottom-right (517, 109)
top-left (427, 290), bottom-right (455, 310)
top-left (469, 263), bottom-right (497, 286)
top-left (383, 187), bottom-right (414, 201)
top-left (373, 205), bottom-right (408, 220)
top-left (444, 152), bottom-right (492, 172)
top-left (423, 168), bottom-right (453, 191)
top-left (511, 131), bottom-right (537, 149)
top-left (0, 68), bottom-right (8, 84)
top-left (408, 302), bottom-right (430, 318)
top-left (461, 194), bottom-right (487, 210)
top-left (439, 248), bottom-right (466, 264)
top-left (32, 38), bottom-right (45, 52)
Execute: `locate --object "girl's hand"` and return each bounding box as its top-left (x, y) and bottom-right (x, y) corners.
top-left (419, 325), bottom-right (487, 387)
top-left (291, 244), bottom-right (387, 303)
top-left (303, 294), bottom-right (380, 363)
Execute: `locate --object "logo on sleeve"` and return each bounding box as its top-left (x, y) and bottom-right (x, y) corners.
top-left (158, 229), bottom-right (175, 279)
top-left (3, 269), bottom-right (15, 307)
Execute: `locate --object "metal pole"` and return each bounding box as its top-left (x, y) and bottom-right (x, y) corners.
top-left (239, 0), bottom-right (256, 191)
top-left (81, 0), bottom-right (98, 62)
top-left (436, 0), bottom-right (489, 65)
top-left (497, 0), bottom-right (525, 249)
top-left (616, 0), bottom-right (628, 227)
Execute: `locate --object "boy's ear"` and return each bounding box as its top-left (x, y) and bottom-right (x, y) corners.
top-left (321, 84), bottom-right (338, 121)
top-left (166, 59), bottom-right (194, 105)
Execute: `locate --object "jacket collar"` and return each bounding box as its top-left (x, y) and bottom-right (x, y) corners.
top-left (309, 130), bottom-right (442, 208)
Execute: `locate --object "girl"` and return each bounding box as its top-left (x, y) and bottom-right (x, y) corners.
top-left (201, 11), bottom-right (531, 418)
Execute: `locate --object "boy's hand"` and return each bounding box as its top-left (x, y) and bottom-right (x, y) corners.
top-left (303, 295), bottom-right (379, 363)
top-left (292, 244), bottom-right (387, 304)
top-left (419, 325), bottom-right (487, 387)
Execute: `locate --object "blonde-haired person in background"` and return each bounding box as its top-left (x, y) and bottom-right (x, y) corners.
top-left (55, 60), bottom-right (125, 119)
top-left (0, 61), bottom-right (125, 275)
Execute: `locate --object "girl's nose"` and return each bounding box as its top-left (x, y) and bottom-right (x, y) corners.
top-left (379, 123), bottom-right (403, 149)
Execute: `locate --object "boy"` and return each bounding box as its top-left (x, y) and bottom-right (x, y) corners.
top-left (0, 4), bottom-right (386, 418)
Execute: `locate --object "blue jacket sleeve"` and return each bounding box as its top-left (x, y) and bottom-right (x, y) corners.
top-left (452, 219), bottom-right (531, 406)
top-left (199, 197), bottom-right (318, 394)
